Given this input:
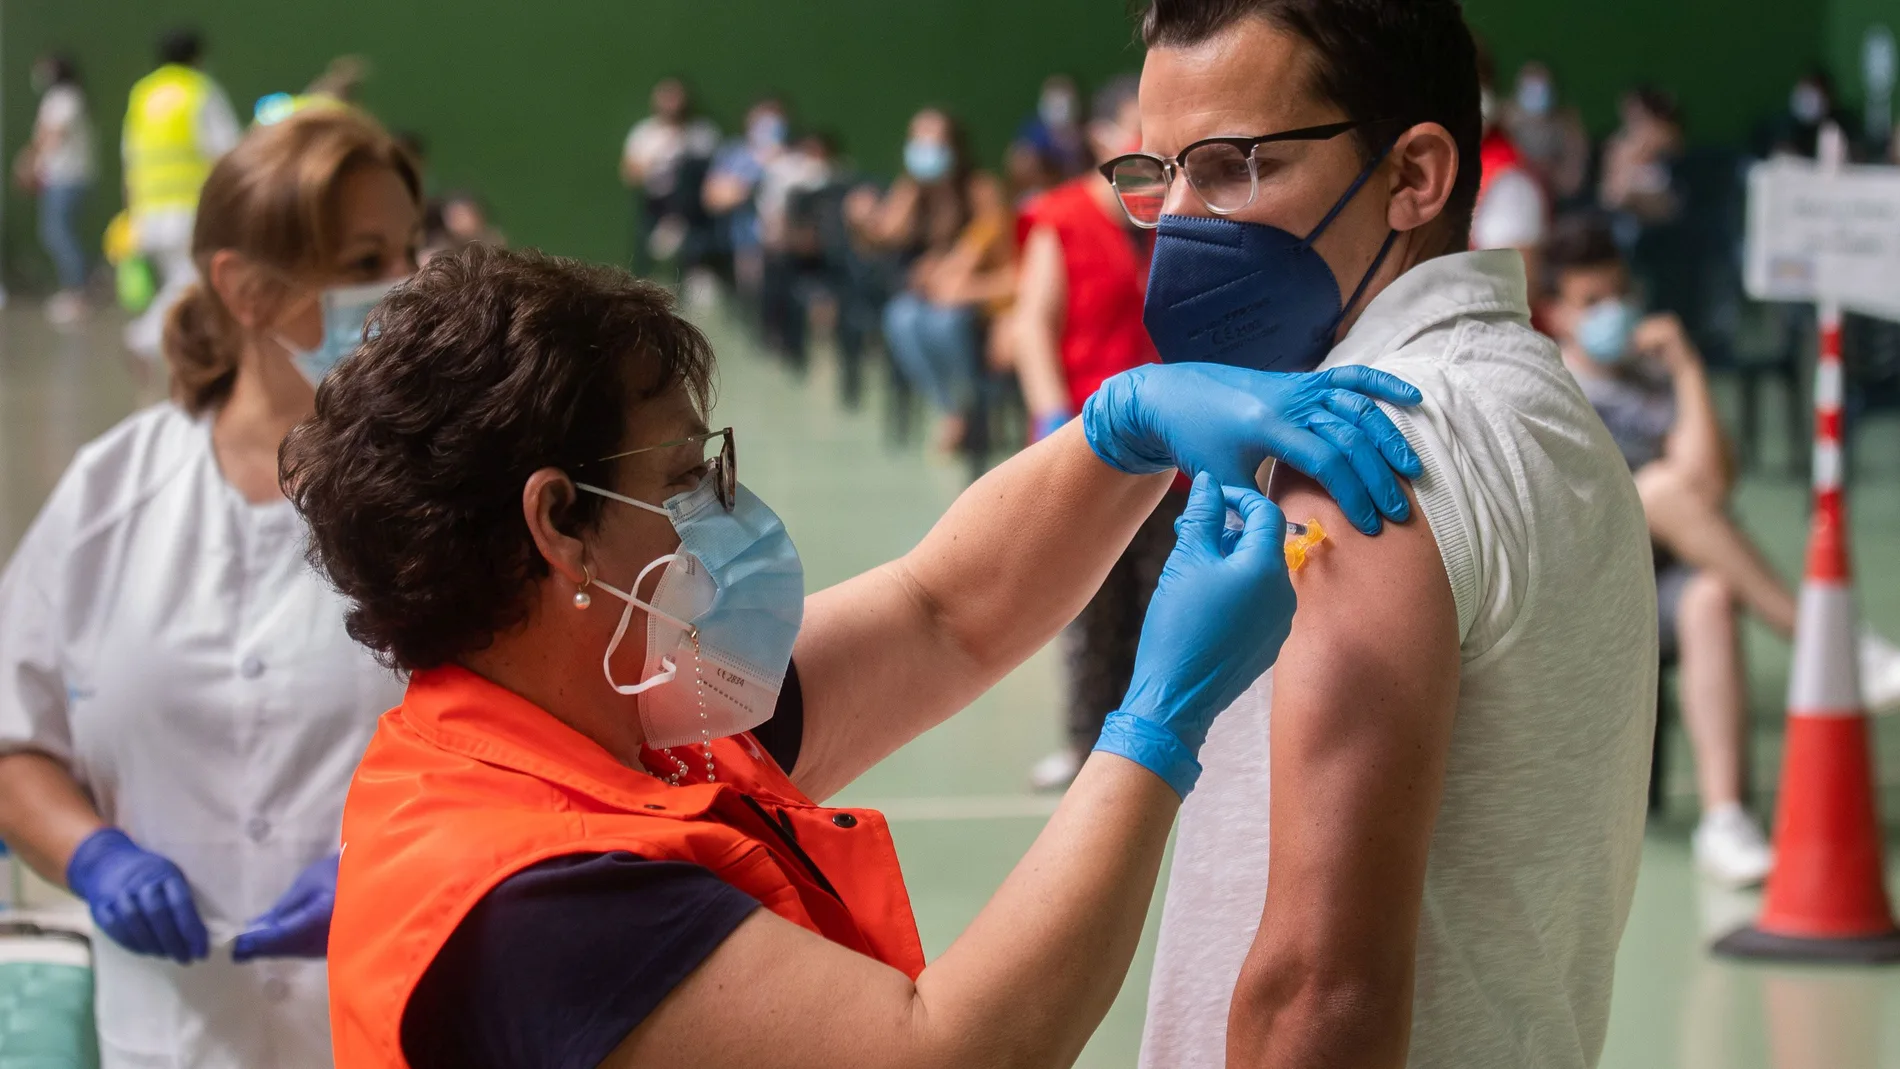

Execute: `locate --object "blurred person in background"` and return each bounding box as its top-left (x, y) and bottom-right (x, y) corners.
top-left (0, 109), bottom-right (419, 1068)
top-left (419, 190), bottom-right (505, 266)
top-left (121, 28), bottom-right (241, 360)
top-left (1543, 217), bottom-right (1900, 886)
top-left (1011, 75), bottom-right (1180, 790)
top-left (1599, 85), bottom-right (1683, 253)
top-left (1761, 68), bottom-right (1854, 160)
top-left (703, 97), bottom-right (790, 306)
top-left (851, 108), bottom-right (1014, 451)
top-left (620, 77), bottom-right (720, 289)
top-left (1005, 75), bottom-right (1090, 201)
top-left (15, 52), bottom-right (96, 327)
top-left (1471, 42), bottom-right (1549, 298)
top-left (1502, 61), bottom-right (1589, 206)
top-left (757, 131), bottom-right (844, 372)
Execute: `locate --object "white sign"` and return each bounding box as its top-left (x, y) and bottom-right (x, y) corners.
top-left (1745, 157), bottom-right (1900, 323)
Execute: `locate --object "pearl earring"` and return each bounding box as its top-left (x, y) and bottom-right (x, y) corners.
top-left (573, 564), bottom-right (594, 610)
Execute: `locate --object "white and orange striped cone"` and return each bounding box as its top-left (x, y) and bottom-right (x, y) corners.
top-left (1714, 305), bottom-right (1900, 963)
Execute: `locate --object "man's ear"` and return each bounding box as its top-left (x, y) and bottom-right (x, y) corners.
top-left (1385, 122), bottom-right (1459, 237)
top-left (523, 467), bottom-right (590, 587)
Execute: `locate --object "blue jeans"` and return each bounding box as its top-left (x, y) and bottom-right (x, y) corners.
top-left (39, 181), bottom-right (90, 292)
top-left (882, 292), bottom-right (979, 416)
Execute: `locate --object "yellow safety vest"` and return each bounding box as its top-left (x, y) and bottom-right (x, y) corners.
top-left (123, 64), bottom-right (215, 216)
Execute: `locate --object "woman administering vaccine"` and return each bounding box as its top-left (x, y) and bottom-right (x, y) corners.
top-left (286, 242), bottom-right (1424, 1068)
top-left (0, 109), bottom-right (418, 1067)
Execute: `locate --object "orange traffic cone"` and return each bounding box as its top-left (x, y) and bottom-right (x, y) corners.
top-left (1714, 305), bottom-right (1900, 963)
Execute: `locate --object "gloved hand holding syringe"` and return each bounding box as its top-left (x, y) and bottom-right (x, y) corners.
top-left (1224, 510), bottom-right (1328, 571)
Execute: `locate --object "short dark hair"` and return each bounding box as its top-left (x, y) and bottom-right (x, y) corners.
top-left (1092, 74), bottom-right (1142, 125)
top-left (158, 28), bottom-right (203, 66)
top-left (1140, 0), bottom-right (1483, 249)
top-left (282, 246), bottom-right (717, 672)
top-left (1544, 214), bottom-right (1625, 280)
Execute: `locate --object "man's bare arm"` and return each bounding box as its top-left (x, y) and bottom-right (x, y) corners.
top-left (1227, 471), bottom-right (1460, 1069)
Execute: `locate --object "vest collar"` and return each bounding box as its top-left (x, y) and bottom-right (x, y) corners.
top-left (399, 665), bottom-right (729, 818)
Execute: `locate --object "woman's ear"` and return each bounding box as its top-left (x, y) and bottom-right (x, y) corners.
top-left (523, 468), bottom-right (590, 586)
top-left (207, 249), bottom-right (268, 331)
top-left (1385, 122), bottom-right (1459, 237)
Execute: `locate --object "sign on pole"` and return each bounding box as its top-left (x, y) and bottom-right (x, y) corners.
top-left (1745, 138), bottom-right (1900, 324)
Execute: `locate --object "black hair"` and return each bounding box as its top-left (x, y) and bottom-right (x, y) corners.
top-left (157, 28), bottom-right (204, 66)
top-left (1627, 84), bottom-right (1681, 126)
top-left (1544, 214), bottom-right (1624, 279)
top-left (1139, 0), bottom-right (1483, 249)
top-left (38, 52), bottom-right (80, 88)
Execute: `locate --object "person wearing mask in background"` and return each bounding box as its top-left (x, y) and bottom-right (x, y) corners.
top-left (1763, 69), bottom-right (1855, 160)
top-left (15, 52), bottom-right (96, 328)
top-left (620, 77), bottom-right (721, 291)
top-left (850, 109), bottom-right (1014, 452)
top-left (1543, 217), bottom-right (1900, 886)
top-left (419, 190), bottom-right (505, 267)
top-left (1005, 75), bottom-right (1091, 202)
top-left (1502, 61), bottom-right (1590, 207)
top-left (756, 131), bottom-right (842, 373)
top-left (0, 109), bottom-right (419, 1068)
top-left (703, 99), bottom-right (791, 321)
top-left (1117, 2), bottom-right (1656, 1067)
top-left (121, 28), bottom-right (241, 360)
top-left (284, 243), bottom-right (1426, 1069)
top-left (1470, 42), bottom-right (1549, 300)
top-left (1599, 85), bottom-right (1683, 254)
top-left (1012, 75), bottom-right (1179, 791)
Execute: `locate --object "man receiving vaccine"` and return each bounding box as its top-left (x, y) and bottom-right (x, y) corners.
top-left (1103, 2), bottom-right (1657, 1067)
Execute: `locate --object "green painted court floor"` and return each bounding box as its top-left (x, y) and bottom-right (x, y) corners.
top-left (6, 299), bottom-right (1900, 1067)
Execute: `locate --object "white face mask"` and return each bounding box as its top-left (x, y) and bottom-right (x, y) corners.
top-left (574, 476), bottom-right (805, 755)
top-left (275, 278), bottom-right (405, 387)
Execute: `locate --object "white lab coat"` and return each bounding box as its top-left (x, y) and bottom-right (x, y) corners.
top-left (0, 403), bottom-right (404, 1068)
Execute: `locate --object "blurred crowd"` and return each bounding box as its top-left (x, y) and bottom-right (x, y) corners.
top-left (13, 31), bottom-right (508, 349)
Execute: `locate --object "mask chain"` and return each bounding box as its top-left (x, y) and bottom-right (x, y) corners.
top-left (657, 628), bottom-right (717, 786)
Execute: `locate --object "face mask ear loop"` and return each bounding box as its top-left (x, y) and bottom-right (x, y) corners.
top-left (1299, 134), bottom-right (1404, 251)
top-left (599, 553), bottom-right (698, 696)
top-left (1327, 227), bottom-right (1404, 338)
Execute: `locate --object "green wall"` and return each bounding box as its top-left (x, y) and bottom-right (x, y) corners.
top-left (0, 0), bottom-right (1862, 288)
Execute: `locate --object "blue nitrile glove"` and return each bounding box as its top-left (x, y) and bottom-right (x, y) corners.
top-left (1094, 472), bottom-right (1297, 798)
top-left (66, 828), bottom-right (210, 964)
top-left (1031, 407), bottom-right (1074, 443)
top-left (1082, 362), bottom-right (1424, 534)
top-left (233, 853), bottom-right (339, 961)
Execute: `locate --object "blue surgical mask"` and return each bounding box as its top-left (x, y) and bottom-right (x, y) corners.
top-left (1516, 78), bottom-right (1554, 118)
top-left (278, 278), bottom-right (403, 386)
top-left (749, 114), bottom-right (787, 151)
top-left (1142, 148), bottom-right (1401, 372)
top-left (1577, 298), bottom-right (1639, 364)
top-left (573, 477), bottom-right (805, 752)
top-left (904, 139), bottom-right (953, 183)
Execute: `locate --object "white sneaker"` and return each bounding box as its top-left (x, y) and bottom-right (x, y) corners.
top-left (1694, 804), bottom-right (1775, 889)
top-left (1861, 633), bottom-right (1900, 715)
top-left (1029, 749), bottom-right (1083, 793)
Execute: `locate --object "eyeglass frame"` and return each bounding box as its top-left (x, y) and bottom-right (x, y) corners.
top-left (577, 427), bottom-right (737, 512)
top-left (1097, 119), bottom-right (1397, 229)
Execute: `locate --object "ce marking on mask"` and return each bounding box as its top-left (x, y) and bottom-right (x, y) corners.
top-left (716, 667), bottom-right (749, 689)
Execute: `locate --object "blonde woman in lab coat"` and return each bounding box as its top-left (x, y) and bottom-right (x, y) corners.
top-left (0, 108), bottom-right (419, 1067)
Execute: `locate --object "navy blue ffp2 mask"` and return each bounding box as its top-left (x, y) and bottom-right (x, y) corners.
top-left (1143, 148), bottom-right (1401, 373)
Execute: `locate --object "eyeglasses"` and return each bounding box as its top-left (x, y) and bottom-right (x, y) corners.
top-left (582, 427), bottom-right (737, 512)
top-left (1098, 120), bottom-right (1387, 229)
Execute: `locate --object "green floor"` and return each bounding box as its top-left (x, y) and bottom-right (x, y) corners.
top-left (6, 299), bottom-right (1900, 1067)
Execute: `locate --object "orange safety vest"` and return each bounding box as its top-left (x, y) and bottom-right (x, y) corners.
top-left (328, 666), bottom-right (926, 1068)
